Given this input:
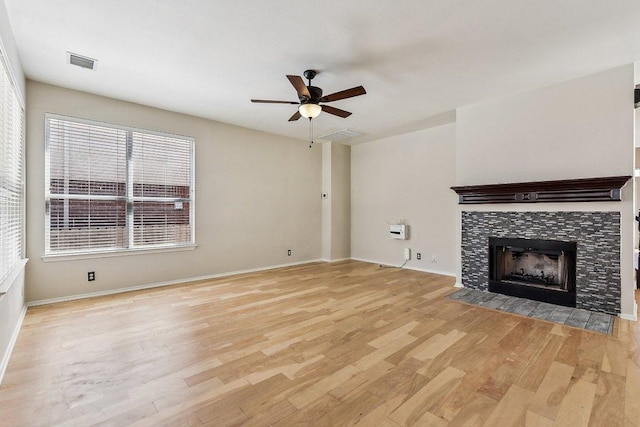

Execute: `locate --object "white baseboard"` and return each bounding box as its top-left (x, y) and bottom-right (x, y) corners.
top-left (320, 258), bottom-right (351, 263)
top-left (27, 259), bottom-right (325, 307)
top-left (620, 300), bottom-right (638, 322)
top-left (350, 257), bottom-right (456, 277)
top-left (454, 282), bottom-right (464, 288)
top-left (27, 257), bottom-right (458, 307)
top-left (350, 257), bottom-right (398, 268)
top-left (0, 304), bottom-right (27, 386)
top-left (404, 265), bottom-right (457, 278)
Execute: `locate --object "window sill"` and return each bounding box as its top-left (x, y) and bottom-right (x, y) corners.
top-left (0, 258), bottom-right (29, 295)
top-left (41, 244), bottom-right (197, 262)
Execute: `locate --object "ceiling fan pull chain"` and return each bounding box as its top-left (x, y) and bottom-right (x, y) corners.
top-left (309, 117), bottom-right (314, 148)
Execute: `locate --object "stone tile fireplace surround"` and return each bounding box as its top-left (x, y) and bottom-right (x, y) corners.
top-left (461, 211), bottom-right (620, 315)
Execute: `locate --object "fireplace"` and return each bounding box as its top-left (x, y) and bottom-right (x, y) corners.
top-left (453, 178), bottom-right (629, 315)
top-left (461, 211), bottom-right (620, 315)
top-left (488, 237), bottom-right (577, 307)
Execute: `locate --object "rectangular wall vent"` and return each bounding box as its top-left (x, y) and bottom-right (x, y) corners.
top-left (318, 128), bottom-right (363, 142)
top-left (67, 52), bottom-right (97, 70)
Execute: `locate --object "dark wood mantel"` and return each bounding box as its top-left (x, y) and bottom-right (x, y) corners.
top-left (451, 176), bottom-right (631, 204)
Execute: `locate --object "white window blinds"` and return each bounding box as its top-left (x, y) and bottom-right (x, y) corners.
top-left (45, 116), bottom-right (194, 255)
top-left (0, 51), bottom-right (24, 284)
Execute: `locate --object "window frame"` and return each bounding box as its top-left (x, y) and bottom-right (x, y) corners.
top-left (44, 114), bottom-right (196, 259)
top-left (0, 45), bottom-right (26, 292)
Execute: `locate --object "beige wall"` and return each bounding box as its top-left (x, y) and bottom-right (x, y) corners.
top-left (457, 65), bottom-right (633, 185)
top-left (25, 81), bottom-right (322, 302)
top-left (321, 143), bottom-right (332, 260)
top-left (456, 64), bottom-right (636, 318)
top-left (331, 143), bottom-right (351, 259)
top-left (321, 142), bottom-right (351, 261)
top-left (351, 123), bottom-right (457, 275)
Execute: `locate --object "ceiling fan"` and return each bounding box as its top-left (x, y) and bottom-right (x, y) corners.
top-left (251, 70), bottom-right (366, 122)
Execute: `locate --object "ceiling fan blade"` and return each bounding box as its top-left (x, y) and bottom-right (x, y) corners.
top-left (251, 99), bottom-right (299, 104)
top-left (320, 86), bottom-right (366, 103)
top-left (287, 75), bottom-right (311, 99)
top-left (321, 105), bottom-right (352, 118)
top-left (288, 110), bottom-right (302, 121)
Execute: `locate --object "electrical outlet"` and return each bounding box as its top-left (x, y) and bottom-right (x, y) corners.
top-left (287, 249), bottom-right (292, 256)
top-left (431, 255), bottom-right (437, 263)
top-left (416, 252), bottom-right (421, 260)
top-left (88, 271), bottom-right (95, 281)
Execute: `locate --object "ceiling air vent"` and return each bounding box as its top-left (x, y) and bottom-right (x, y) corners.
top-left (67, 52), bottom-right (97, 70)
top-left (318, 128), bottom-right (363, 142)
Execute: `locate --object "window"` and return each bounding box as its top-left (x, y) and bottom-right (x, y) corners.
top-left (0, 50), bottom-right (25, 284)
top-left (45, 115), bottom-right (194, 255)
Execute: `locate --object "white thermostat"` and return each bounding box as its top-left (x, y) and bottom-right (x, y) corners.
top-left (390, 224), bottom-right (408, 240)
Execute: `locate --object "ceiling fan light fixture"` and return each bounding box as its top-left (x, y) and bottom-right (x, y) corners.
top-left (299, 103), bottom-right (322, 119)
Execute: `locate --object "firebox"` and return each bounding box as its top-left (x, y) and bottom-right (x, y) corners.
top-left (488, 237), bottom-right (577, 307)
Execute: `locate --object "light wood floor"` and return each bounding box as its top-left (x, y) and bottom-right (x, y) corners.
top-left (0, 260), bottom-right (638, 426)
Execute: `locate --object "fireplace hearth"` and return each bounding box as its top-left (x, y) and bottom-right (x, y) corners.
top-left (489, 237), bottom-right (577, 307)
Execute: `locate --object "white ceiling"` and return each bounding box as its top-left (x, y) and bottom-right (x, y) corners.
top-left (5, 0), bottom-right (640, 144)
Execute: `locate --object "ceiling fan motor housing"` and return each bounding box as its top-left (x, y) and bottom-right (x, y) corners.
top-left (300, 86), bottom-right (323, 104)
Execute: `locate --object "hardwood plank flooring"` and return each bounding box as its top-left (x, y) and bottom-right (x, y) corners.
top-left (0, 260), bottom-right (638, 426)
